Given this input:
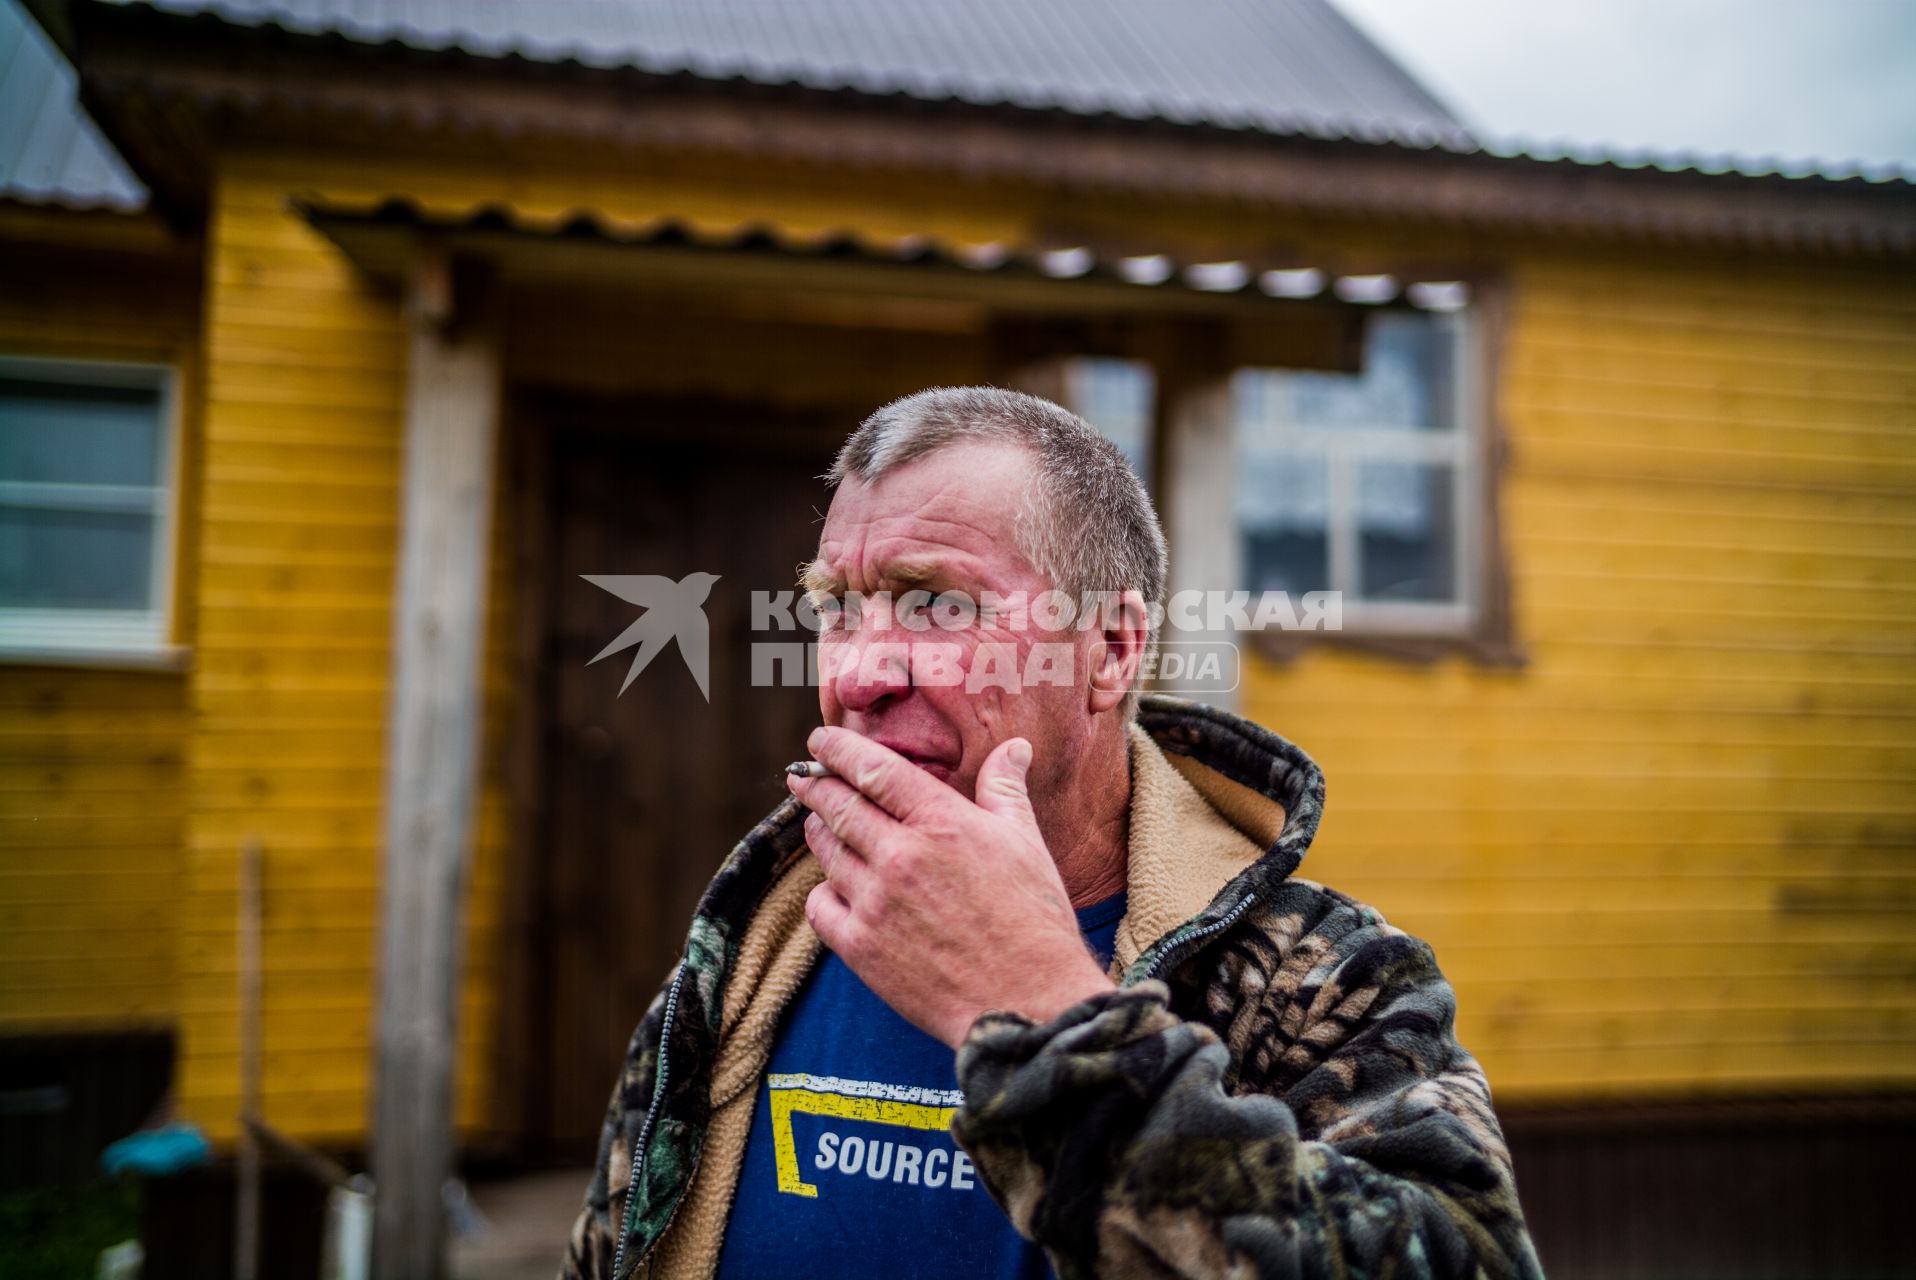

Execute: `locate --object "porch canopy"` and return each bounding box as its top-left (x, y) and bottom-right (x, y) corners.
top-left (287, 194), bottom-right (1496, 375)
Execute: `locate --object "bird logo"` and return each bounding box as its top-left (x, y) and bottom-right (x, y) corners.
top-left (582, 572), bottom-right (721, 700)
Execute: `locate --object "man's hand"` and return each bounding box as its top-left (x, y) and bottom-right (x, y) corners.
top-left (786, 727), bottom-right (1118, 1048)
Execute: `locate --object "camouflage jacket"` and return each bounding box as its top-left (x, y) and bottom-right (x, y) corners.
top-left (562, 696), bottom-right (1541, 1278)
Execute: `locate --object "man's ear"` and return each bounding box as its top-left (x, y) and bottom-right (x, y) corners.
top-left (1086, 589), bottom-right (1149, 715)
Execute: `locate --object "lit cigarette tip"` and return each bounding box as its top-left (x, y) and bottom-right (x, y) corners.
top-left (785, 760), bottom-right (835, 779)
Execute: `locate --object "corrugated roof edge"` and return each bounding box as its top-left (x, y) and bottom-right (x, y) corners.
top-left (1, 0), bottom-right (149, 210)
top-left (81, 0), bottom-right (1480, 153)
top-left (0, 188), bottom-right (146, 212)
top-left (1480, 137), bottom-right (1915, 187)
top-left (293, 193), bottom-right (1484, 314)
top-left (64, 0), bottom-right (1916, 193)
top-left (97, 0), bottom-right (1916, 187)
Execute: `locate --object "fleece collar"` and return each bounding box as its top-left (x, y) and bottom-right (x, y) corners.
top-left (1114, 694), bottom-right (1327, 979)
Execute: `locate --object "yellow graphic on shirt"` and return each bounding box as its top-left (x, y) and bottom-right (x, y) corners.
top-left (767, 1072), bottom-right (960, 1198)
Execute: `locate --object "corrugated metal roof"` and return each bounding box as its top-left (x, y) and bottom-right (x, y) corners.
top-left (93, 0), bottom-right (1474, 148)
top-left (294, 194), bottom-right (1472, 314)
top-left (0, 0), bottom-right (146, 209)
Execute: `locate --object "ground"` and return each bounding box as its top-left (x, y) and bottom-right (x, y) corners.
top-left (451, 1168), bottom-right (593, 1280)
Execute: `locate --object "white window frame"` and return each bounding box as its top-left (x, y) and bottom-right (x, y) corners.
top-left (1237, 308), bottom-right (1484, 638)
top-left (0, 355), bottom-right (185, 668)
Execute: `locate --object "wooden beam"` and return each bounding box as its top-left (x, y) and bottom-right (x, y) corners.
top-left (1152, 323), bottom-right (1242, 711)
top-left (371, 243), bottom-right (502, 1280)
top-left (988, 313), bottom-right (1364, 377)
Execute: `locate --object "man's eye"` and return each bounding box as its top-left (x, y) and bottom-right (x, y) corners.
top-left (925, 591), bottom-right (977, 626)
top-left (808, 593), bottom-right (848, 630)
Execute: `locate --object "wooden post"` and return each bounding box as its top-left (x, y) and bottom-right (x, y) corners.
top-left (996, 354), bottom-right (1072, 405)
top-left (371, 244), bottom-right (502, 1280)
top-left (1153, 324), bottom-right (1242, 710)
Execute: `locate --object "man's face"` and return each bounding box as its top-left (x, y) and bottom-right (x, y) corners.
top-left (809, 440), bottom-right (1101, 804)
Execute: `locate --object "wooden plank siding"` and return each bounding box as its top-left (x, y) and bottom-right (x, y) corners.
top-left (185, 157), bottom-right (525, 1143)
top-left (187, 162), bottom-right (401, 1143)
top-left (1243, 251), bottom-right (1916, 1100)
top-left (0, 220), bottom-right (201, 1035)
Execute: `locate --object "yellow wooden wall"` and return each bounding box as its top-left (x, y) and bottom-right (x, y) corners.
top-left (0, 220), bottom-right (200, 1036)
top-left (183, 160), bottom-right (523, 1143)
top-left (1245, 251), bottom-right (1916, 1101)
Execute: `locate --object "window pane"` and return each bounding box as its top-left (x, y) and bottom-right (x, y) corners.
top-left (1238, 448), bottom-right (1329, 595)
top-left (1071, 359), bottom-right (1155, 484)
top-left (0, 507), bottom-right (157, 609)
top-left (1257, 311), bottom-right (1454, 433)
top-left (1357, 460), bottom-right (1455, 602)
top-left (0, 376), bottom-right (164, 487)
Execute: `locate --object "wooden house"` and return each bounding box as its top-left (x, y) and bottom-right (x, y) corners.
top-left (3, 0), bottom-right (1912, 1271)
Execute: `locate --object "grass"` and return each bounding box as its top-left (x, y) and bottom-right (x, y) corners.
top-left (0, 1180), bottom-right (141, 1280)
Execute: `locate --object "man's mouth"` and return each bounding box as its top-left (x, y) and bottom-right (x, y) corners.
top-left (876, 742), bottom-right (954, 776)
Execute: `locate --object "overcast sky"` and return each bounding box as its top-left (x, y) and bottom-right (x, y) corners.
top-left (1330, 0), bottom-right (1916, 177)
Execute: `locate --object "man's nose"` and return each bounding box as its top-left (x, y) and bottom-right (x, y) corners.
top-left (824, 629), bottom-right (912, 714)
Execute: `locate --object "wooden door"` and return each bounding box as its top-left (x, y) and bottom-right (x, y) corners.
top-left (519, 397), bottom-right (838, 1157)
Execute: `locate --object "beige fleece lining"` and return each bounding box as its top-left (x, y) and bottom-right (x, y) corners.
top-left (1162, 751), bottom-right (1289, 850)
top-left (643, 848), bottom-right (824, 1279)
top-left (1110, 723), bottom-right (1275, 974)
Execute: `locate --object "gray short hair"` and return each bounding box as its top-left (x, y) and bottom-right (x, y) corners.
top-left (829, 386), bottom-right (1167, 717)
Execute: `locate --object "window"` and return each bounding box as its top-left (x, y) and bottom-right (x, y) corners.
top-left (1066, 358), bottom-right (1156, 488)
top-left (1234, 309), bottom-right (1479, 634)
top-left (0, 357), bottom-right (180, 661)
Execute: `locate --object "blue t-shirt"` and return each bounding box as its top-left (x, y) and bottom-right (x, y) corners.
top-left (715, 893), bottom-right (1127, 1279)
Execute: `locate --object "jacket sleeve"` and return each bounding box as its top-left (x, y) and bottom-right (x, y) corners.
top-left (560, 984), bottom-right (671, 1280)
top-left (950, 896), bottom-right (1543, 1279)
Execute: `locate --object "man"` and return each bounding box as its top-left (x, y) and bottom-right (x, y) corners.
top-left (563, 388), bottom-right (1540, 1278)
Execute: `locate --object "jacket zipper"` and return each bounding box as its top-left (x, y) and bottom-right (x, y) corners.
top-left (1138, 893), bottom-right (1257, 983)
top-left (612, 960), bottom-right (687, 1280)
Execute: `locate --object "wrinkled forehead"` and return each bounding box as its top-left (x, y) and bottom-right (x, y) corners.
top-left (824, 439), bottom-right (1036, 539)
top-left (814, 440), bottom-right (1041, 586)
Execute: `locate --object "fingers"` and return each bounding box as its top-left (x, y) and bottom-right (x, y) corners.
top-left (806, 727), bottom-right (949, 822)
top-left (805, 880), bottom-right (857, 956)
top-left (972, 737), bottom-right (1038, 829)
top-left (788, 771), bottom-right (899, 857)
top-left (803, 811), bottom-right (872, 903)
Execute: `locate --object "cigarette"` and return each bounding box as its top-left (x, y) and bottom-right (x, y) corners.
top-left (785, 760), bottom-right (836, 779)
